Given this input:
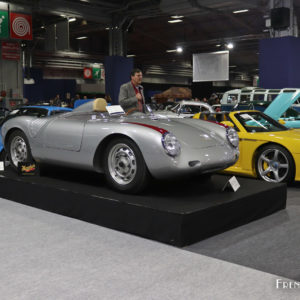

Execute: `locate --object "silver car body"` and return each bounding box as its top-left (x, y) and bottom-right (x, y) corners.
top-left (1, 102), bottom-right (239, 179)
top-left (154, 100), bottom-right (215, 119)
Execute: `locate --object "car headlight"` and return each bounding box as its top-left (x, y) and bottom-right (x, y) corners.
top-left (226, 127), bottom-right (239, 148)
top-left (162, 132), bottom-right (181, 157)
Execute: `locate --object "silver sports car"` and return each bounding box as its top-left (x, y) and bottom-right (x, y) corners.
top-left (1, 98), bottom-right (239, 193)
top-left (153, 100), bottom-right (215, 119)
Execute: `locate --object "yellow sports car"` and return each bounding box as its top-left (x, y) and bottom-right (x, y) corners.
top-left (193, 110), bottom-right (300, 183)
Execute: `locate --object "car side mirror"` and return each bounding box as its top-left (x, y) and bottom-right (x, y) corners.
top-left (221, 121), bottom-right (235, 127)
top-left (278, 119), bottom-right (286, 125)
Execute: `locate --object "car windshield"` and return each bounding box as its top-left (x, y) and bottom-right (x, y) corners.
top-left (235, 111), bottom-right (288, 132)
top-left (170, 104), bottom-right (209, 114)
top-left (167, 103), bottom-right (179, 112)
top-left (50, 110), bottom-right (70, 116)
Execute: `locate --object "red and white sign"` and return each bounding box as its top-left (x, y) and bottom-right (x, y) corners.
top-left (10, 12), bottom-right (32, 40)
top-left (1, 42), bottom-right (20, 60)
top-left (83, 67), bottom-right (92, 79)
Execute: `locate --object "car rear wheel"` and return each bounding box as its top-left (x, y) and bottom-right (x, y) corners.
top-left (7, 130), bottom-right (33, 171)
top-left (103, 137), bottom-right (150, 193)
top-left (256, 144), bottom-right (294, 183)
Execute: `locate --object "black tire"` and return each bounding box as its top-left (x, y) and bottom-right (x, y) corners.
top-left (255, 144), bottom-right (294, 183)
top-left (103, 137), bottom-right (150, 193)
top-left (7, 130), bottom-right (33, 171)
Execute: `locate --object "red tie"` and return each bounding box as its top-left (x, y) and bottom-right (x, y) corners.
top-left (131, 82), bottom-right (144, 112)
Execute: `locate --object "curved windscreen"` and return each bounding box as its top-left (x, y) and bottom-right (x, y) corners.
top-left (234, 111), bottom-right (287, 133)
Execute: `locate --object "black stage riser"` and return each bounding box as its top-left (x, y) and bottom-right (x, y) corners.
top-left (0, 171), bottom-right (287, 247)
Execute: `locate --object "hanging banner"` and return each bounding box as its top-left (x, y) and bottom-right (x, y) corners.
top-left (1, 42), bottom-right (20, 60)
top-left (0, 10), bottom-right (9, 38)
top-left (10, 12), bottom-right (32, 40)
top-left (193, 51), bottom-right (229, 82)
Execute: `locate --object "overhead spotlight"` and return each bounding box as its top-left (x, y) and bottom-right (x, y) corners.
top-left (216, 44), bottom-right (221, 47)
top-left (68, 17), bottom-right (76, 22)
top-left (233, 9), bottom-right (249, 14)
top-left (166, 49), bottom-right (177, 53)
top-left (226, 43), bottom-right (234, 49)
top-left (127, 54), bottom-right (136, 57)
top-left (40, 25), bottom-right (45, 29)
top-left (168, 19), bottom-right (183, 24)
top-left (170, 15), bottom-right (184, 19)
top-left (105, 27), bottom-right (110, 30)
top-left (176, 46), bottom-right (183, 53)
top-left (76, 36), bottom-right (88, 40)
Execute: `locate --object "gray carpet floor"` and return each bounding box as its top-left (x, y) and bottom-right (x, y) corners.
top-left (185, 185), bottom-right (300, 281)
top-left (0, 197), bottom-right (298, 300)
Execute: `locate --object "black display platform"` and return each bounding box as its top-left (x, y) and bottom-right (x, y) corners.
top-left (0, 166), bottom-right (286, 247)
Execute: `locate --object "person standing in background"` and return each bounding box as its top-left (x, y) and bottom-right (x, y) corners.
top-left (119, 68), bottom-right (145, 113)
top-left (53, 94), bottom-right (61, 107)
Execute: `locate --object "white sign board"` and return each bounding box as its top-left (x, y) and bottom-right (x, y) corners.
top-left (193, 51), bottom-right (229, 82)
top-left (106, 105), bottom-right (125, 116)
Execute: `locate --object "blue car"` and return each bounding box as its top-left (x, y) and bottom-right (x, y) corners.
top-left (0, 105), bottom-right (72, 160)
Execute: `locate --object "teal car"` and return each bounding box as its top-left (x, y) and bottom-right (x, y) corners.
top-left (264, 91), bottom-right (300, 128)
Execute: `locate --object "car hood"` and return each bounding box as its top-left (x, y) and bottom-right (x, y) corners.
top-left (125, 117), bottom-right (226, 148)
top-left (264, 91), bottom-right (300, 120)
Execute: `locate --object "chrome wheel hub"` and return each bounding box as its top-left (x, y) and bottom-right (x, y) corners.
top-left (108, 143), bottom-right (137, 185)
top-left (258, 149), bottom-right (289, 183)
top-left (10, 136), bottom-right (28, 167)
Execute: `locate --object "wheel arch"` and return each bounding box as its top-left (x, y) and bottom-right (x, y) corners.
top-left (93, 133), bottom-right (151, 174)
top-left (252, 142), bottom-right (296, 178)
top-left (4, 127), bottom-right (25, 149)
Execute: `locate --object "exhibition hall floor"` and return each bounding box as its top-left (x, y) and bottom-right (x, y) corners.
top-left (0, 185), bottom-right (299, 299)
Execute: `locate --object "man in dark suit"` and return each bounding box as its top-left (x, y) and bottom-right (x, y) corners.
top-left (119, 68), bottom-right (145, 113)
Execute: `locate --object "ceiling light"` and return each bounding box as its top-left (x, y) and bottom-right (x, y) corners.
top-left (105, 27), bottom-right (110, 30)
top-left (233, 9), bottom-right (249, 14)
top-left (40, 26), bottom-right (45, 29)
top-left (168, 19), bottom-right (183, 24)
top-left (226, 43), bottom-right (234, 49)
top-left (170, 15), bottom-right (184, 19)
top-left (68, 17), bottom-right (76, 22)
top-left (166, 49), bottom-right (177, 53)
top-left (127, 54), bottom-right (136, 57)
top-left (229, 65), bottom-right (237, 68)
top-left (176, 46), bottom-right (183, 53)
top-left (76, 36), bottom-right (88, 40)
top-left (80, 0), bottom-right (89, 2)
top-left (60, 14), bottom-right (66, 18)
top-left (216, 44), bottom-right (221, 47)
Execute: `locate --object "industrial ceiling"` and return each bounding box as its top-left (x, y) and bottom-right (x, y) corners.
top-left (4, 0), bottom-right (300, 80)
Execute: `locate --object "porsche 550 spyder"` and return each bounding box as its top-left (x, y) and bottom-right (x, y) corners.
top-left (1, 99), bottom-right (239, 193)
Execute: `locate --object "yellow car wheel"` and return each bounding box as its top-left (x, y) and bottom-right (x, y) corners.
top-left (256, 144), bottom-right (294, 183)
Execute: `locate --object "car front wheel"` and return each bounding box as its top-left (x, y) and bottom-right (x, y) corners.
top-left (7, 130), bottom-right (33, 171)
top-left (103, 137), bottom-right (150, 193)
top-left (256, 145), bottom-right (294, 183)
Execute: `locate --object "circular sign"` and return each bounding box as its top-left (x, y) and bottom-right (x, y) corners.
top-left (84, 68), bottom-right (92, 78)
top-left (12, 17), bottom-right (30, 37)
